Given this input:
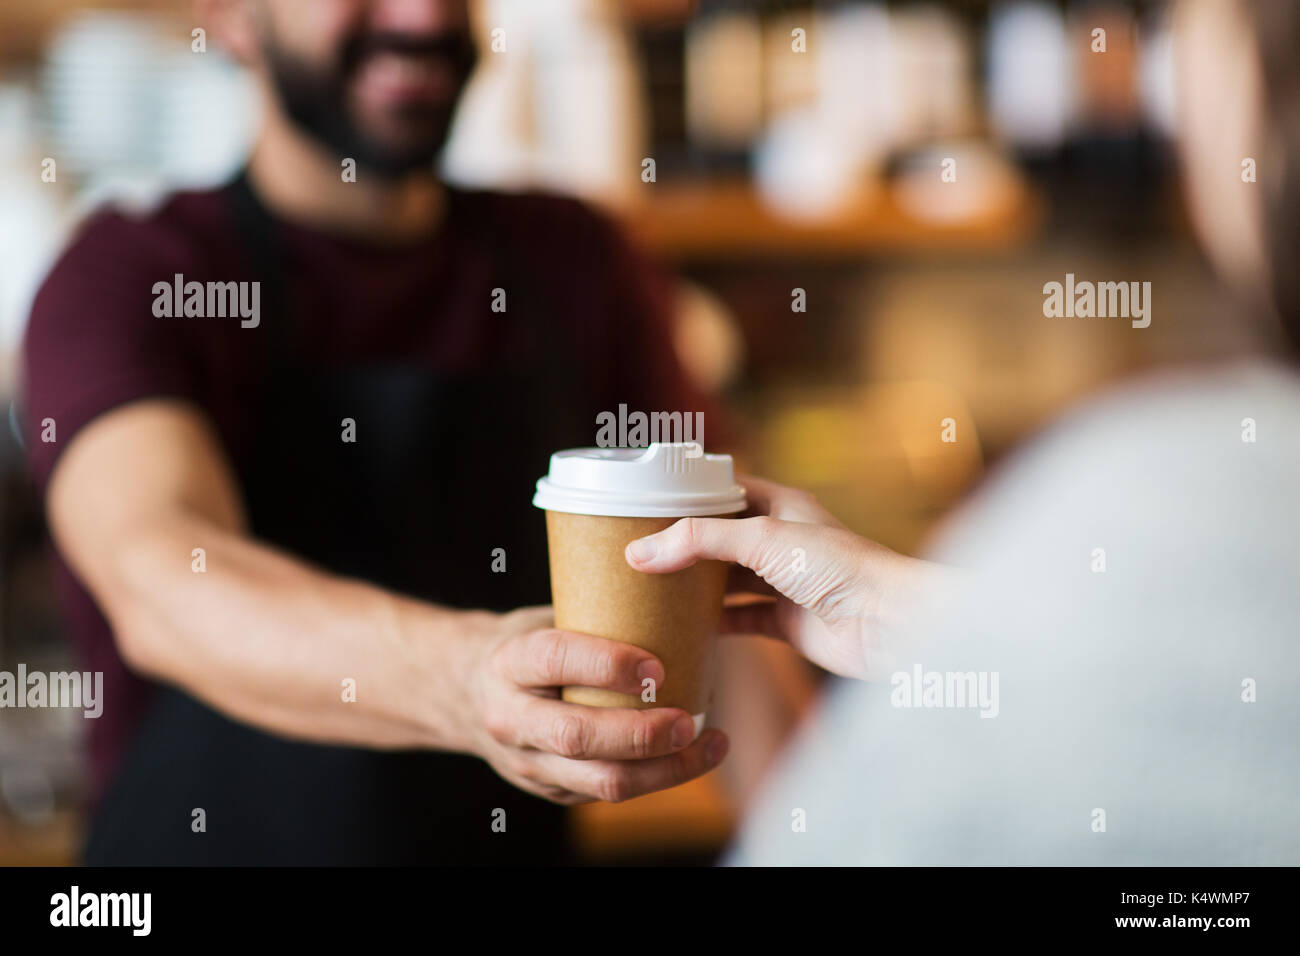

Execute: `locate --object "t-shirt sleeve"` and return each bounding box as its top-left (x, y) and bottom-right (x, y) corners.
top-left (19, 208), bottom-right (201, 493)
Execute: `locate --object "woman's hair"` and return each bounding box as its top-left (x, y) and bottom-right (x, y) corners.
top-left (1247, 1), bottom-right (1300, 347)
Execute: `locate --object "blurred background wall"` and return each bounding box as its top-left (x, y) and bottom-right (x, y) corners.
top-left (0, 0), bottom-right (1260, 864)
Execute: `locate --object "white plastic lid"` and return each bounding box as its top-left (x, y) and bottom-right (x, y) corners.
top-left (533, 443), bottom-right (746, 518)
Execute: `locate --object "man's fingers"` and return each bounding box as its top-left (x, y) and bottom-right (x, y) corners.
top-left (510, 698), bottom-right (701, 760)
top-left (531, 730), bottom-right (729, 803)
top-left (501, 628), bottom-right (665, 693)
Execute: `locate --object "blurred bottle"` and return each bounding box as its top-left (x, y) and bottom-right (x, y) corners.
top-left (1137, 5), bottom-right (1176, 141)
top-left (887, 4), bottom-right (978, 149)
top-left (155, 46), bottom-right (259, 189)
top-left (683, 0), bottom-right (764, 163)
top-left (41, 13), bottom-right (160, 176)
top-left (445, 0), bottom-right (645, 208)
top-left (986, 1), bottom-right (1072, 155)
top-left (1071, 0), bottom-right (1144, 138)
top-left (1069, 1), bottom-right (1141, 135)
top-left (762, 0), bottom-right (817, 123)
top-left (817, 1), bottom-right (900, 161)
top-left (752, 1), bottom-right (898, 220)
top-left (1062, 0), bottom-right (1164, 229)
top-left (535, 0), bottom-right (646, 206)
top-left (0, 84), bottom-right (67, 368)
top-left (39, 10), bottom-right (255, 208)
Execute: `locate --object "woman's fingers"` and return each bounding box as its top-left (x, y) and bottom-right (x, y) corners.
top-left (719, 595), bottom-right (785, 638)
top-left (727, 562), bottom-right (778, 597)
top-left (627, 514), bottom-right (851, 583)
top-left (628, 515), bottom-right (875, 630)
top-left (733, 473), bottom-right (779, 516)
top-left (626, 515), bottom-right (779, 574)
top-left (736, 474), bottom-right (846, 528)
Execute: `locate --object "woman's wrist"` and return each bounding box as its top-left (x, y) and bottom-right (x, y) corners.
top-left (857, 550), bottom-right (958, 679)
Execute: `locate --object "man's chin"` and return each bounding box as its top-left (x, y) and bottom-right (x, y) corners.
top-left (344, 113), bottom-right (453, 176)
top-left (343, 136), bottom-right (443, 177)
top-left (351, 150), bottom-right (441, 178)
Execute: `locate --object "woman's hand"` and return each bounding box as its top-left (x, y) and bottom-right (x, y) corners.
top-left (625, 476), bottom-right (949, 680)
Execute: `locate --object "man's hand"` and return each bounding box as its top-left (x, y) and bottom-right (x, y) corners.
top-left (447, 607), bottom-right (729, 805)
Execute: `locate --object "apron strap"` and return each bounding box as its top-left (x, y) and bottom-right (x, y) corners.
top-left (442, 186), bottom-right (588, 412)
top-left (225, 170), bottom-right (294, 373)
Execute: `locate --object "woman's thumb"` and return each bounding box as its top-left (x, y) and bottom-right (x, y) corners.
top-left (626, 516), bottom-right (770, 573)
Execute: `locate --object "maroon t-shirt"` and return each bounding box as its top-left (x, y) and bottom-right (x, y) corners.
top-left (21, 183), bottom-right (718, 802)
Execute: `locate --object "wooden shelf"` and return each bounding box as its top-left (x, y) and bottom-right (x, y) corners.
top-left (626, 176), bottom-right (1044, 262)
top-left (572, 771), bottom-right (733, 862)
top-left (0, 810), bottom-right (80, 866)
top-left (0, 0), bottom-right (179, 63)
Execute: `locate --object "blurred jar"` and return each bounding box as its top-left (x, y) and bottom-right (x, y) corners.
top-left (817, 2), bottom-right (901, 161)
top-left (684, 0), bottom-right (764, 156)
top-left (445, 0), bottom-right (646, 209)
top-left (753, 1), bottom-right (898, 221)
top-left (890, 4), bottom-right (978, 147)
top-left (762, 0), bottom-right (817, 121)
top-left (1069, 1), bottom-right (1141, 134)
top-left (986, 1), bottom-right (1072, 154)
top-left (0, 84), bottom-right (68, 369)
top-left (41, 13), bottom-right (161, 175)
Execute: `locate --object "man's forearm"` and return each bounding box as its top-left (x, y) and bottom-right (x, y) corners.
top-left (99, 512), bottom-right (476, 752)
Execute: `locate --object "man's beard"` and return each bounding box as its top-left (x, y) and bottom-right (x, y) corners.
top-left (263, 29), bottom-right (478, 178)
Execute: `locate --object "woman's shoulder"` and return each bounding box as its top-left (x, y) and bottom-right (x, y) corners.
top-left (930, 358), bottom-right (1300, 567)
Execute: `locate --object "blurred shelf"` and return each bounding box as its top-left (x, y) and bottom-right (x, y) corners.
top-left (0, 809), bottom-right (80, 866)
top-left (572, 770), bottom-right (733, 863)
top-left (0, 0), bottom-right (178, 63)
top-left (628, 176), bottom-right (1045, 262)
top-left (623, 0), bottom-right (697, 27)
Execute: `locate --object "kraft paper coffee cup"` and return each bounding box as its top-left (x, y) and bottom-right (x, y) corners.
top-left (533, 443), bottom-right (746, 735)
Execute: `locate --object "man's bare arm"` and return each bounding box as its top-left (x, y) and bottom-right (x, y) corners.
top-left (47, 399), bottom-right (472, 750)
top-left (46, 399), bottom-right (728, 801)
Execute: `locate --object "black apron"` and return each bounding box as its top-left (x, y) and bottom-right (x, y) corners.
top-left (84, 173), bottom-right (591, 865)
